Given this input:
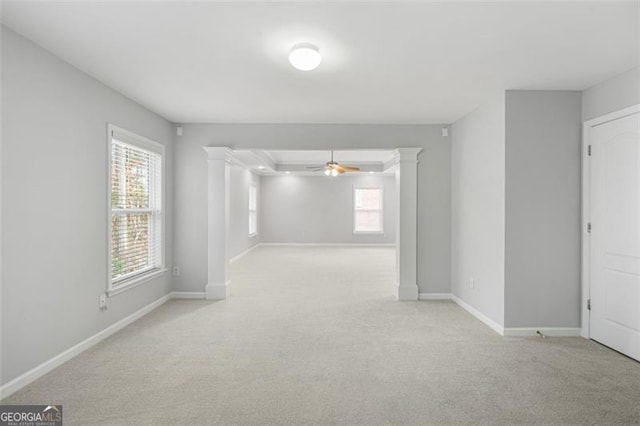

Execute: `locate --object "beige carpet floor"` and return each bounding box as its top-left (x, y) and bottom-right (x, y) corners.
top-left (3, 246), bottom-right (640, 425)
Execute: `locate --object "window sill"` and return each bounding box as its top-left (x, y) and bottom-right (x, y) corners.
top-left (108, 268), bottom-right (168, 297)
top-left (353, 231), bottom-right (385, 235)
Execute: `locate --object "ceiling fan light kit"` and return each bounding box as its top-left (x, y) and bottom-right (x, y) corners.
top-left (308, 150), bottom-right (360, 176)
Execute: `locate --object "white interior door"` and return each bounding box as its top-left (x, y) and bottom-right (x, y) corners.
top-left (589, 110), bottom-right (640, 361)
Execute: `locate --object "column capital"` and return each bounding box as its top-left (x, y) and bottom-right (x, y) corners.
top-left (203, 146), bottom-right (233, 162)
top-left (394, 147), bottom-right (422, 162)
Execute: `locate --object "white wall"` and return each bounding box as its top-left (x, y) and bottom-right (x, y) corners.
top-left (1, 27), bottom-right (175, 385)
top-left (173, 124), bottom-right (451, 294)
top-left (504, 90), bottom-right (582, 328)
top-left (229, 164), bottom-right (260, 258)
top-left (260, 175), bottom-right (395, 244)
top-left (582, 67), bottom-right (640, 121)
top-left (451, 93), bottom-right (506, 327)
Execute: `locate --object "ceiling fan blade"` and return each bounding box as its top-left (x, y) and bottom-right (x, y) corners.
top-left (308, 168), bottom-right (324, 171)
top-left (339, 165), bottom-right (360, 171)
top-left (334, 166), bottom-right (347, 174)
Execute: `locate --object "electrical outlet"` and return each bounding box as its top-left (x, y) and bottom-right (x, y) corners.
top-left (99, 293), bottom-right (107, 310)
top-left (172, 266), bottom-right (180, 276)
top-left (469, 278), bottom-right (476, 290)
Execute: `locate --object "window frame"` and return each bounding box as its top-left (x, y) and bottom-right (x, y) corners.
top-left (107, 124), bottom-right (167, 296)
top-left (353, 185), bottom-right (385, 235)
top-left (248, 183), bottom-right (258, 237)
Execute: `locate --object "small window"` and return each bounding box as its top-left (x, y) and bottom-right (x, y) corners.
top-left (249, 184), bottom-right (257, 236)
top-left (354, 186), bottom-right (384, 233)
top-left (109, 125), bottom-right (164, 293)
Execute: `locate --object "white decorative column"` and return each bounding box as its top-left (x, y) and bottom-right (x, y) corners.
top-left (203, 147), bottom-right (232, 299)
top-left (394, 148), bottom-right (422, 301)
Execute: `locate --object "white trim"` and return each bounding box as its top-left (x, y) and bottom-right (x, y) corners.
top-left (171, 291), bottom-right (205, 299)
top-left (258, 243), bottom-right (396, 247)
top-left (353, 184), bottom-right (384, 234)
top-left (393, 147), bottom-right (422, 301)
top-left (0, 292), bottom-right (172, 400)
top-left (107, 124), bottom-right (166, 296)
top-left (394, 282), bottom-right (419, 301)
top-left (584, 104), bottom-right (640, 128)
top-left (206, 280), bottom-right (230, 300)
top-left (451, 294), bottom-right (504, 336)
top-left (107, 268), bottom-right (168, 297)
top-left (394, 147), bottom-right (423, 163)
top-left (227, 152), bottom-right (250, 170)
top-left (203, 146), bottom-right (232, 303)
top-left (203, 146), bottom-right (233, 162)
top-left (229, 243), bottom-right (260, 263)
top-left (503, 328), bottom-right (582, 337)
top-left (431, 294), bottom-right (580, 337)
top-left (581, 120), bottom-right (592, 339)
top-left (580, 104), bottom-right (640, 339)
top-left (109, 124), bottom-right (164, 153)
top-left (418, 293), bottom-right (452, 300)
top-left (250, 149), bottom-right (277, 171)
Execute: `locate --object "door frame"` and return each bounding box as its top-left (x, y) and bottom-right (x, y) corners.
top-left (581, 104), bottom-right (640, 338)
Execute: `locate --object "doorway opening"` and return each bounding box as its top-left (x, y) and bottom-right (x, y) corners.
top-left (203, 147), bottom-right (422, 300)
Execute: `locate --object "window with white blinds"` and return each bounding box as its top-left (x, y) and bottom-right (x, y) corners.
top-left (249, 184), bottom-right (257, 236)
top-left (353, 186), bottom-right (384, 233)
top-left (109, 126), bottom-right (163, 289)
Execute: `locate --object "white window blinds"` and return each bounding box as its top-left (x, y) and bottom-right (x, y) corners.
top-left (110, 132), bottom-right (163, 285)
top-left (354, 186), bottom-right (384, 233)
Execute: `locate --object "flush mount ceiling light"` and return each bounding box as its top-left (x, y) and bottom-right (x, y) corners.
top-left (289, 43), bottom-right (321, 71)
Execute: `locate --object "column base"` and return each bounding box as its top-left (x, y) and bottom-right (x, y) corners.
top-left (394, 282), bottom-right (419, 301)
top-left (206, 280), bottom-right (230, 300)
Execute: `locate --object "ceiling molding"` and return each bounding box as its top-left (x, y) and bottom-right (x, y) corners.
top-left (249, 150), bottom-right (276, 171)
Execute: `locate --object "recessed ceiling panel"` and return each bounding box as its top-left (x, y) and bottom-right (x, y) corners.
top-left (267, 150), bottom-right (394, 164)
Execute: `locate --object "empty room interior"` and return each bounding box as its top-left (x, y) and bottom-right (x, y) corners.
top-left (1, 1), bottom-right (639, 424)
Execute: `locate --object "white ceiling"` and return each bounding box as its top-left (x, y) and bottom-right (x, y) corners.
top-left (1, 1), bottom-right (638, 124)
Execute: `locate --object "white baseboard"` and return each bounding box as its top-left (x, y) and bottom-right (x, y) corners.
top-left (0, 292), bottom-right (172, 400)
top-left (258, 243), bottom-right (396, 247)
top-left (229, 243), bottom-right (260, 264)
top-left (447, 296), bottom-right (580, 337)
top-left (418, 293), bottom-right (452, 300)
top-left (171, 291), bottom-right (205, 299)
top-left (503, 327), bottom-right (582, 337)
top-left (450, 294), bottom-right (505, 336)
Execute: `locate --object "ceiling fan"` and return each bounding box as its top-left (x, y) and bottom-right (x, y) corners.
top-left (308, 150), bottom-right (360, 176)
